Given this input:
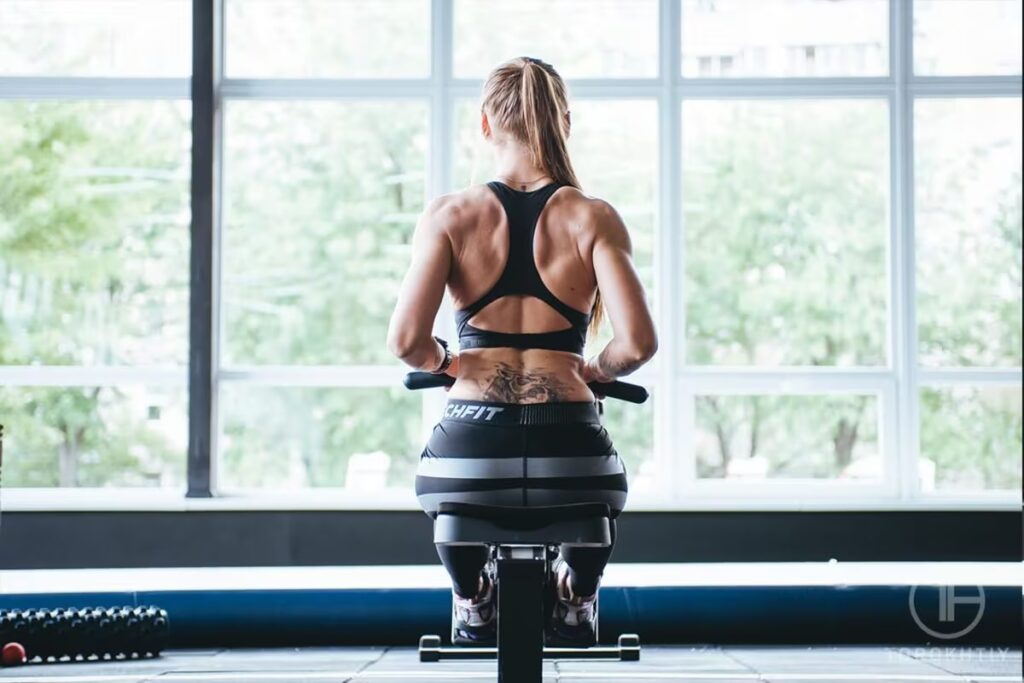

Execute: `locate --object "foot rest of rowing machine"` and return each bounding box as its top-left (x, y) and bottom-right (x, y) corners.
top-left (418, 633), bottom-right (641, 663)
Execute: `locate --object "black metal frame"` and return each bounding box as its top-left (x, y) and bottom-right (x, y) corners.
top-left (187, 0), bottom-right (219, 498)
top-left (418, 546), bottom-right (641, 681)
top-left (496, 552), bottom-right (546, 682)
top-left (417, 505), bottom-right (640, 682)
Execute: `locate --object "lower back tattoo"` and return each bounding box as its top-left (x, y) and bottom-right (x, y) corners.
top-left (480, 362), bottom-right (570, 403)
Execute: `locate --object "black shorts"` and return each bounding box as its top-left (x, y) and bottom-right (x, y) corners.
top-left (415, 399), bottom-right (628, 520)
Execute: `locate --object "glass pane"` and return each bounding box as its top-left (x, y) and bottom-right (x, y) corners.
top-left (223, 101), bottom-right (427, 365)
top-left (219, 386), bottom-right (422, 490)
top-left (695, 394), bottom-right (881, 480)
top-left (915, 98), bottom-right (1022, 367)
top-left (914, 0), bottom-right (1023, 76)
top-left (681, 0), bottom-right (888, 78)
top-left (602, 390), bottom-right (656, 495)
top-left (0, 385), bottom-right (186, 488)
top-left (0, 101), bottom-right (191, 366)
top-left (0, 0), bottom-right (190, 76)
top-left (920, 385), bottom-right (1023, 492)
top-left (454, 99), bottom-right (657, 350)
top-left (683, 100), bottom-right (889, 366)
top-left (453, 0), bottom-right (658, 78)
top-left (225, 0), bottom-right (429, 78)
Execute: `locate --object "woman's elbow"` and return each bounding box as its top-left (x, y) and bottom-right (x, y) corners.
top-left (628, 331), bottom-right (658, 364)
top-left (386, 327), bottom-right (418, 362)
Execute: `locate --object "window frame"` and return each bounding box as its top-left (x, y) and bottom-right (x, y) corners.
top-left (0, 0), bottom-right (1020, 511)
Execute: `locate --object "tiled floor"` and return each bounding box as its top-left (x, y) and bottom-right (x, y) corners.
top-left (0, 646), bottom-right (1020, 683)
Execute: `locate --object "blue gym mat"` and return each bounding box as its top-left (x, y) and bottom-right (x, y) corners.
top-left (1, 562), bottom-right (1019, 647)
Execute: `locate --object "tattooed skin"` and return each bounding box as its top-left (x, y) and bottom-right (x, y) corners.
top-left (595, 347), bottom-right (646, 379)
top-left (480, 362), bottom-right (571, 403)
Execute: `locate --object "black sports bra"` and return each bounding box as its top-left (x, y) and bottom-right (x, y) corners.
top-left (454, 181), bottom-right (592, 355)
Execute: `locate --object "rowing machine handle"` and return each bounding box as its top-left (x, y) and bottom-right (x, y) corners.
top-left (402, 372), bottom-right (649, 404)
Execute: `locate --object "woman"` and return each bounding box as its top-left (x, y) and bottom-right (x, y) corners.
top-left (387, 57), bottom-right (657, 646)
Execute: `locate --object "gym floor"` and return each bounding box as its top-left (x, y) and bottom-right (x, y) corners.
top-left (1, 645), bottom-right (1021, 682)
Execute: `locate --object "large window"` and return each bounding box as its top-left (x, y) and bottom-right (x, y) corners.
top-left (0, 1), bottom-right (191, 491)
top-left (452, 0), bottom-right (660, 78)
top-left (0, 0), bottom-right (191, 76)
top-left (1, 0), bottom-right (1020, 509)
top-left (220, 99), bottom-right (428, 491)
top-left (681, 0), bottom-right (890, 78)
top-left (682, 98), bottom-right (890, 367)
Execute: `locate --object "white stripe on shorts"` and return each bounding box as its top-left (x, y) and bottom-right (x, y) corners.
top-left (417, 455), bottom-right (625, 479)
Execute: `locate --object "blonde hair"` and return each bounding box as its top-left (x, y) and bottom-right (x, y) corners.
top-left (481, 57), bottom-right (604, 338)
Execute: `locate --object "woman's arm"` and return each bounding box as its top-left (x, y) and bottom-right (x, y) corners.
top-left (386, 197), bottom-right (457, 372)
top-left (585, 200), bottom-right (658, 380)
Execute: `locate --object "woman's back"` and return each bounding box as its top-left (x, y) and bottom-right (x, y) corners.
top-left (441, 181), bottom-right (601, 404)
top-left (386, 53), bottom-right (656, 405)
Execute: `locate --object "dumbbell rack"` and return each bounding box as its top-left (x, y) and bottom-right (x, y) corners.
top-left (0, 606), bottom-right (169, 664)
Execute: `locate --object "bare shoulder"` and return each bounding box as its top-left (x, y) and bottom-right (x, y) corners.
top-left (421, 187), bottom-right (471, 225)
top-left (550, 187), bottom-right (629, 245)
top-left (423, 185), bottom-right (498, 235)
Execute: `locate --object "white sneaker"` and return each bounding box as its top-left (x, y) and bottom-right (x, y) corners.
top-left (451, 562), bottom-right (497, 645)
top-left (548, 556), bottom-right (598, 646)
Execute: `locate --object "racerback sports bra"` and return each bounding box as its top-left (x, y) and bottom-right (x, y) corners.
top-left (454, 181), bottom-right (592, 355)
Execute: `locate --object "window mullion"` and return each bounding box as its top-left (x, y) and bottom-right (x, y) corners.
top-left (187, 0), bottom-right (221, 499)
top-left (0, 76), bottom-right (189, 99)
top-left (892, 0), bottom-right (920, 502)
top-left (657, 0), bottom-right (687, 503)
top-left (425, 0), bottom-right (455, 434)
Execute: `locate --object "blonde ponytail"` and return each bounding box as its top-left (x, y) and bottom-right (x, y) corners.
top-left (482, 57), bottom-right (580, 189)
top-left (519, 59), bottom-right (580, 189)
top-left (481, 57), bottom-right (604, 339)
